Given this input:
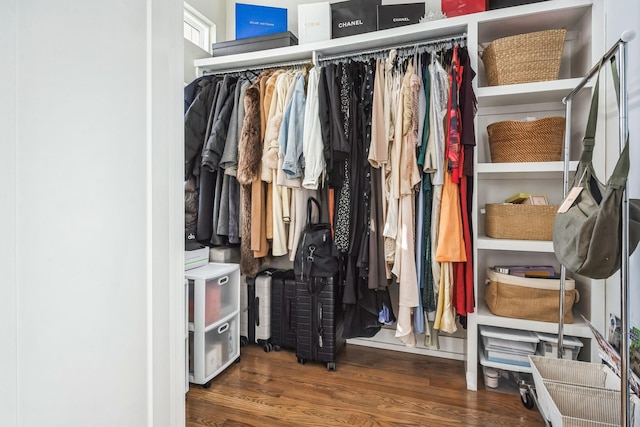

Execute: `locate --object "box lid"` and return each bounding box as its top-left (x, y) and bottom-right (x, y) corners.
top-left (235, 3), bottom-right (288, 40)
top-left (185, 262), bottom-right (239, 280)
top-left (535, 332), bottom-right (584, 348)
top-left (213, 31), bottom-right (298, 50)
top-left (480, 325), bottom-right (539, 343)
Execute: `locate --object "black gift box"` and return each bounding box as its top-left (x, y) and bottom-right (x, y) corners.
top-left (212, 31), bottom-right (298, 57)
top-left (331, 0), bottom-right (381, 39)
top-left (377, 3), bottom-right (425, 31)
top-left (488, 0), bottom-right (548, 9)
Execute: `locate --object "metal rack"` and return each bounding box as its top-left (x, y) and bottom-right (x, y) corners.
top-left (520, 29), bottom-right (636, 426)
top-left (562, 29), bottom-right (635, 427)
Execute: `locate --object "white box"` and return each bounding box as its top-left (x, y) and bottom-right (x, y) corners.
top-left (209, 246), bottom-right (240, 263)
top-left (185, 246), bottom-right (209, 271)
top-left (298, 2), bottom-right (331, 44)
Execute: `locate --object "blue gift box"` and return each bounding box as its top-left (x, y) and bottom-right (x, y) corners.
top-left (235, 3), bottom-right (288, 40)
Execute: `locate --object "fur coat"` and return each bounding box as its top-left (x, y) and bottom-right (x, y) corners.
top-left (237, 79), bottom-right (263, 277)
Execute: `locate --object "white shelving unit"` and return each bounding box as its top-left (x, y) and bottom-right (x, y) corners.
top-left (192, 0), bottom-right (607, 392)
top-left (184, 278), bottom-right (189, 394)
top-left (186, 262), bottom-right (241, 388)
top-left (467, 0), bottom-right (606, 392)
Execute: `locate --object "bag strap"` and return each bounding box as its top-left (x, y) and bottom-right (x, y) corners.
top-left (579, 57), bottom-right (630, 188)
top-left (580, 58), bottom-right (604, 164)
top-left (306, 197), bottom-right (322, 225)
top-left (608, 57), bottom-right (631, 188)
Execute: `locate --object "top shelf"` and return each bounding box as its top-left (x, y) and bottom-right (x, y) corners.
top-left (195, 0), bottom-right (594, 75)
top-left (476, 78), bottom-right (590, 108)
top-left (476, 0), bottom-right (593, 44)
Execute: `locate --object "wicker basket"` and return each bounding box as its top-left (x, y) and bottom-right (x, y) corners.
top-left (485, 269), bottom-right (577, 324)
top-left (487, 117), bottom-right (565, 163)
top-left (481, 29), bottom-right (567, 86)
top-left (485, 203), bottom-right (558, 240)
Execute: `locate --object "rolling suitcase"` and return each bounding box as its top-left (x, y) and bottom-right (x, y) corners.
top-left (295, 274), bottom-right (345, 371)
top-left (270, 270), bottom-right (297, 351)
top-left (240, 271), bottom-right (273, 351)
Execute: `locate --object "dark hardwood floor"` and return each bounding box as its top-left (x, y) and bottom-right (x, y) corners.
top-left (186, 344), bottom-right (545, 426)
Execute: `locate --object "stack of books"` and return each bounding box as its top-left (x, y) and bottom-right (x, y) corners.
top-left (492, 265), bottom-right (557, 279)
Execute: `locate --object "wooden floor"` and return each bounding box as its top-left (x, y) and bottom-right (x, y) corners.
top-left (186, 344), bottom-right (545, 426)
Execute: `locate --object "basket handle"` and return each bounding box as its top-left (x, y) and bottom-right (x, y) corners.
top-left (477, 43), bottom-right (487, 57)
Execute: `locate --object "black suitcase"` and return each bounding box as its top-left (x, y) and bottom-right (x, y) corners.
top-left (270, 270), bottom-right (297, 351)
top-left (295, 275), bottom-right (345, 371)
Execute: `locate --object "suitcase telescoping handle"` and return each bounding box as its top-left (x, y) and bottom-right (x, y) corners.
top-left (255, 297), bottom-right (260, 326)
top-left (317, 302), bottom-right (323, 348)
top-left (286, 299), bottom-right (291, 324)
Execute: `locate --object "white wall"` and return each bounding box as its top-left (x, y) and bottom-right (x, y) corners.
top-left (0, 0), bottom-right (184, 426)
top-left (604, 0), bottom-right (640, 332)
top-left (0, 1), bottom-right (18, 425)
top-left (185, 40), bottom-right (211, 83)
top-left (224, 0), bottom-right (441, 41)
top-left (187, 0), bottom-right (227, 44)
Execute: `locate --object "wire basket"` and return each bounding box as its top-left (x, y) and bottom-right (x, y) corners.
top-left (544, 381), bottom-right (621, 426)
top-left (487, 117), bottom-right (565, 163)
top-left (529, 356), bottom-right (621, 422)
top-left (481, 29), bottom-right (567, 86)
top-left (485, 203), bottom-right (558, 240)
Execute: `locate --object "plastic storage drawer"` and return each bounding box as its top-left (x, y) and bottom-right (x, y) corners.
top-left (187, 263), bottom-right (240, 332)
top-left (189, 314), bottom-right (239, 384)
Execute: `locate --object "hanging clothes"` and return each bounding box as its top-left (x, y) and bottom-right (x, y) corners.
top-left (427, 58), bottom-right (450, 317)
top-left (392, 61), bottom-right (421, 347)
top-left (368, 58), bottom-right (389, 290)
top-left (237, 74), bottom-right (265, 276)
top-left (302, 67), bottom-right (326, 190)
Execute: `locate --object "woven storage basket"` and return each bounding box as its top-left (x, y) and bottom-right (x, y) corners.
top-left (481, 29), bottom-right (566, 86)
top-left (485, 203), bottom-right (558, 240)
top-left (485, 269), bottom-right (578, 324)
top-left (487, 117), bottom-right (565, 163)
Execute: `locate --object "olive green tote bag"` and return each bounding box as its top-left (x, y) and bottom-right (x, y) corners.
top-left (553, 59), bottom-right (640, 279)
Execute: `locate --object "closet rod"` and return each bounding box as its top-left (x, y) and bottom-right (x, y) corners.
top-left (203, 58), bottom-right (313, 76)
top-left (316, 33), bottom-right (467, 63)
top-left (562, 30), bottom-right (636, 103)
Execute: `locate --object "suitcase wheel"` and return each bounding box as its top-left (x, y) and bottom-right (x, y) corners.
top-left (240, 336), bottom-right (248, 347)
top-left (273, 345), bottom-right (282, 352)
top-left (297, 357), bottom-right (306, 365)
top-left (263, 343), bottom-right (273, 353)
top-left (327, 362), bottom-right (336, 372)
top-left (202, 380), bottom-right (212, 389)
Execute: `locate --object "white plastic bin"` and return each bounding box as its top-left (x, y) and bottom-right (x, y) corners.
top-left (535, 332), bottom-right (583, 360)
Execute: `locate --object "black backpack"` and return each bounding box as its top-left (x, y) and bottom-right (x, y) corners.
top-left (294, 197), bottom-right (338, 280)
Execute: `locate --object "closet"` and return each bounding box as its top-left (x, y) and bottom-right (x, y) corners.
top-left (192, 0), bottom-right (606, 392)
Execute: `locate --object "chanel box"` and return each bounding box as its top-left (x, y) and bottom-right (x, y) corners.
top-left (298, 2), bottom-right (331, 44)
top-left (377, 3), bottom-right (425, 31)
top-left (331, 0), bottom-right (381, 39)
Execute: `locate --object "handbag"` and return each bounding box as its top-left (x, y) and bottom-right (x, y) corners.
top-left (294, 197), bottom-right (339, 279)
top-left (553, 58), bottom-right (640, 279)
